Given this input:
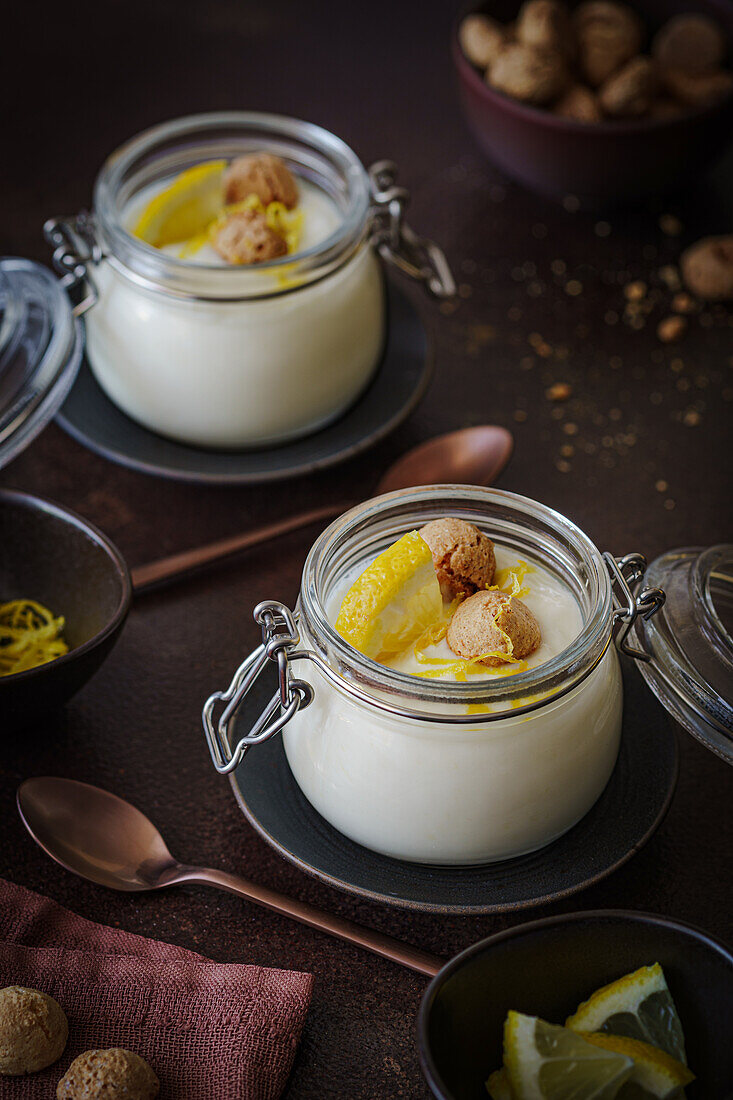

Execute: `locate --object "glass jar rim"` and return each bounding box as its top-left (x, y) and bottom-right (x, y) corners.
top-left (92, 111), bottom-right (372, 301)
top-left (298, 485), bottom-right (614, 715)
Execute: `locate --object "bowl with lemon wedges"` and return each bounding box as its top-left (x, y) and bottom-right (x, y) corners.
top-left (418, 909), bottom-right (733, 1100)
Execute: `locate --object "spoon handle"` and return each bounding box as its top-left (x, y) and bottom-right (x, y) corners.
top-left (173, 865), bottom-right (442, 977)
top-left (131, 503), bottom-right (345, 594)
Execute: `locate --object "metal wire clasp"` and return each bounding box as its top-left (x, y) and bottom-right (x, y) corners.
top-left (604, 553), bottom-right (666, 662)
top-left (43, 213), bottom-right (102, 318)
top-left (368, 161), bottom-right (456, 300)
top-left (202, 600), bottom-right (314, 775)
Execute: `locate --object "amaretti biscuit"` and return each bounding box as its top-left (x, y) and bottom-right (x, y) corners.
top-left (447, 589), bottom-right (541, 666)
top-left (0, 986), bottom-right (68, 1076)
top-left (420, 518), bottom-right (496, 600)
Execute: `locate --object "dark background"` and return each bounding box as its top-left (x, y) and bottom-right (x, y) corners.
top-left (2, 2), bottom-right (733, 1097)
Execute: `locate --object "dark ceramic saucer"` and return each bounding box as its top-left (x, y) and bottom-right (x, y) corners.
top-left (229, 662), bottom-right (679, 914)
top-left (56, 282), bottom-right (430, 484)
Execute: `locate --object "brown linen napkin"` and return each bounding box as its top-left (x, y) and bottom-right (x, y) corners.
top-left (0, 879), bottom-right (313, 1099)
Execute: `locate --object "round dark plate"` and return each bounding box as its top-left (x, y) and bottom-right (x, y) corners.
top-left (56, 282), bottom-right (430, 484)
top-left (229, 662), bottom-right (679, 914)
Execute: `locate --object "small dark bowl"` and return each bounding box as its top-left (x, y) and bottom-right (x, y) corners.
top-left (419, 910), bottom-right (733, 1099)
top-left (453, 0), bottom-right (733, 203)
top-left (0, 489), bottom-right (131, 730)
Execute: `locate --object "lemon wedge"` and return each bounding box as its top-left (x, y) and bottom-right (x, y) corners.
top-left (486, 1067), bottom-right (515, 1099)
top-left (504, 1012), bottom-right (633, 1100)
top-left (133, 161), bottom-right (227, 248)
top-left (584, 1034), bottom-right (694, 1098)
top-left (334, 531), bottom-right (442, 661)
top-left (566, 965), bottom-right (687, 1065)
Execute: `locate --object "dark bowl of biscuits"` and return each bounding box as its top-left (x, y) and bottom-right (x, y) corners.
top-left (453, 0), bottom-right (733, 203)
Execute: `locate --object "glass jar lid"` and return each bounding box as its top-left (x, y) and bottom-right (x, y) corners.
top-left (633, 544), bottom-right (733, 763)
top-left (0, 257), bottom-right (82, 470)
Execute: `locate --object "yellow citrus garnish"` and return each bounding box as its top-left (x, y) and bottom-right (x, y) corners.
top-left (584, 1033), bottom-right (694, 1095)
top-left (335, 531), bottom-right (442, 662)
top-left (132, 161), bottom-right (227, 248)
top-left (0, 599), bottom-right (69, 676)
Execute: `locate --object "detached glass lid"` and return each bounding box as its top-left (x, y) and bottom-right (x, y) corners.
top-left (0, 256), bottom-right (83, 471)
top-left (634, 544), bottom-right (733, 764)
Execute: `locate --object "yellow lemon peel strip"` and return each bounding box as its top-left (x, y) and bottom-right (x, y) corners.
top-left (0, 599), bottom-right (69, 676)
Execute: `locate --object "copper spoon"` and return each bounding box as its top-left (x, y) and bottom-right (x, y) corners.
top-left (17, 777), bottom-right (442, 978)
top-left (131, 425), bottom-right (513, 593)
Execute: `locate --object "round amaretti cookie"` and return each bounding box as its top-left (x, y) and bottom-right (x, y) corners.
top-left (57, 1048), bottom-right (159, 1100)
top-left (419, 518), bottom-right (496, 600)
top-left (0, 985), bottom-right (68, 1076)
top-left (446, 589), bottom-right (541, 667)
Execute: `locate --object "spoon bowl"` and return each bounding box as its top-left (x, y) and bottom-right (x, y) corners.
top-left (376, 425), bottom-right (513, 495)
top-left (18, 777), bottom-right (175, 892)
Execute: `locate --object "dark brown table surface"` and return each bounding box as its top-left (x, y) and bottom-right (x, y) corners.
top-left (2, 2), bottom-right (733, 1096)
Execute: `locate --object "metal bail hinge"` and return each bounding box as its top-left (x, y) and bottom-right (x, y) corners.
top-left (368, 160), bottom-right (456, 300)
top-left (44, 213), bottom-right (102, 318)
top-left (604, 552), bottom-right (666, 662)
top-left (202, 600), bottom-right (313, 775)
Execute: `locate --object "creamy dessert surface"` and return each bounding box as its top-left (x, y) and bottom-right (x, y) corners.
top-left (125, 174), bottom-right (341, 265)
top-left (329, 544), bottom-right (583, 682)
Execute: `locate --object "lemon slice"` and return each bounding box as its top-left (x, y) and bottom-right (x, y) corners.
top-left (566, 965), bottom-right (687, 1065)
top-left (584, 1034), bottom-right (694, 1098)
top-left (486, 1067), bottom-right (515, 1099)
top-left (133, 161), bottom-right (227, 248)
top-left (504, 1012), bottom-right (633, 1100)
top-left (334, 531), bottom-right (442, 661)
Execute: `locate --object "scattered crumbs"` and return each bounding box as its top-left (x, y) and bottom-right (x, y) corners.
top-left (584, 442), bottom-right (597, 454)
top-left (563, 195), bottom-right (581, 213)
top-left (513, 409), bottom-right (528, 422)
top-left (670, 357), bottom-right (684, 373)
top-left (650, 391), bottom-right (664, 405)
top-left (677, 377), bottom-right (691, 391)
top-left (532, 223), bottom-right (547, 239)
top-left (664, 498), bottom-right (676, 510)
top-left (671, 292), bottom-right (696, 314)
top-left (555, 345), bottom-right (569, 360)
top-left (624, 281), bottom-right (647, 301)
top-left (546, 382), bottom-right (572, 401)
top-left (659, 214), bottom-right (683, 236)
top-left (562, 421), bottom-right (579, 435)
top-left (458, 283), bottom-right (473, 299)
top-left (465, 323), bottom-right (496, 355)
top-left (551, 259), bottom-right (567, 276)
top-left (520, 355), bottom-right (535, 370)
top-left (508, 305), bottom-right (523, 321)
top-left (609, 408), bottom-right (622, 421)
top-left (605, 310), bottom-right (619, 325)
top-left (490, 184), bottom-right (506, 202)
top-left (695, 374), bottom-right (709, 389)
top-left (550, 407), bottom-right (565, 420)
top-left (556, 459), bottom-right (572, 473)
top-left (602, 435), bottom-right (614, 447)
top-left (657, 315), bottom-right (687, 343)
top-left (609, 355), bottom-right (623, 370)
top-left (565, 279), bottom-right (583, 296)
top-left (683, 408), bottom-right (701, 426)
top-left (526, 280), bottom-right (544, 297)
top-left (560, 443), bottom-right (575, 457)
top-left (658, 265), bottom-right (681, 291)
top-left (594, 221), bottom-right (611, 238)
top-left (655, 479), bottom-right (668, 492)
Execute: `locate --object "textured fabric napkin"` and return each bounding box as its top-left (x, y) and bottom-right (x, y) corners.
top-left (0, 879), bottom-right (313, 1099)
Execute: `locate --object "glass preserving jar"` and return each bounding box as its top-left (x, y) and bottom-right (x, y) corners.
top-left (203, 486), bottom-right (666, 865)
top-left (45, 113), bottom-right (454, 449)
